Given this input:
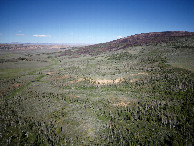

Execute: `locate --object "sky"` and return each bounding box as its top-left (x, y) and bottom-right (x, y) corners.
top-left (0, 0), bottom-right (194, 44)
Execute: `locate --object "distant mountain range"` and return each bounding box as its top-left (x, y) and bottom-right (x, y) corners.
top-left (0, 43), bottom-right (88, 50)
top-left (8, 43), bottom-right (90, 46)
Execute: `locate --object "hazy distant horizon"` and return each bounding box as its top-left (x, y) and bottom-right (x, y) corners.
top-left (0, 42), bottom-right (93, 46)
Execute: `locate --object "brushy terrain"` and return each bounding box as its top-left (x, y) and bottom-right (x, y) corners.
top-left (0, 32), bottom-right (194, 145)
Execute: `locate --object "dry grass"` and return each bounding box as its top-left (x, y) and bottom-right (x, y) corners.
top-left (87, 78), bottom-right (124, 85)
top-left (55, 75), bottom-right (70, 79)
top-left (12, 83), bottom-right (23, 88)
top-left (68, 94), bottom-right (81, 99)
top-left (70, 78), bottom-right (83, 84)
top-left (113, 101), bottom-right (130, 107)
top-left (130, 72), bottom-right (148, 76)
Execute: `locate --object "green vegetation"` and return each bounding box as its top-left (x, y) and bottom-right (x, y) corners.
top-left (107, 52), bottom-right (133, 60)
top-left (0, 36), bottom-right (194, 145)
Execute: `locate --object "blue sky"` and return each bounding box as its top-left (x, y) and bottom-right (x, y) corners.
top-left (0, 0), bottom-right (194, 44)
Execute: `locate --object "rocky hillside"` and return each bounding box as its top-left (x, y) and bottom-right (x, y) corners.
top-left (60, 31), bottom-right (194, 56)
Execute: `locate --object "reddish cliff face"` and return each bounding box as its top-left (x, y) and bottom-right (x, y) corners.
top-left (60, 31), bottom-right (194, 56)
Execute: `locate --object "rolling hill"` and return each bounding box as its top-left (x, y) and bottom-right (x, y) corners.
top-left (60, 31), bottom-right (194, 56)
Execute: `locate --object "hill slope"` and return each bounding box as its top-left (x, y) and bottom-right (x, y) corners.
top-left (60, 31), bottom-right (194, 56)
